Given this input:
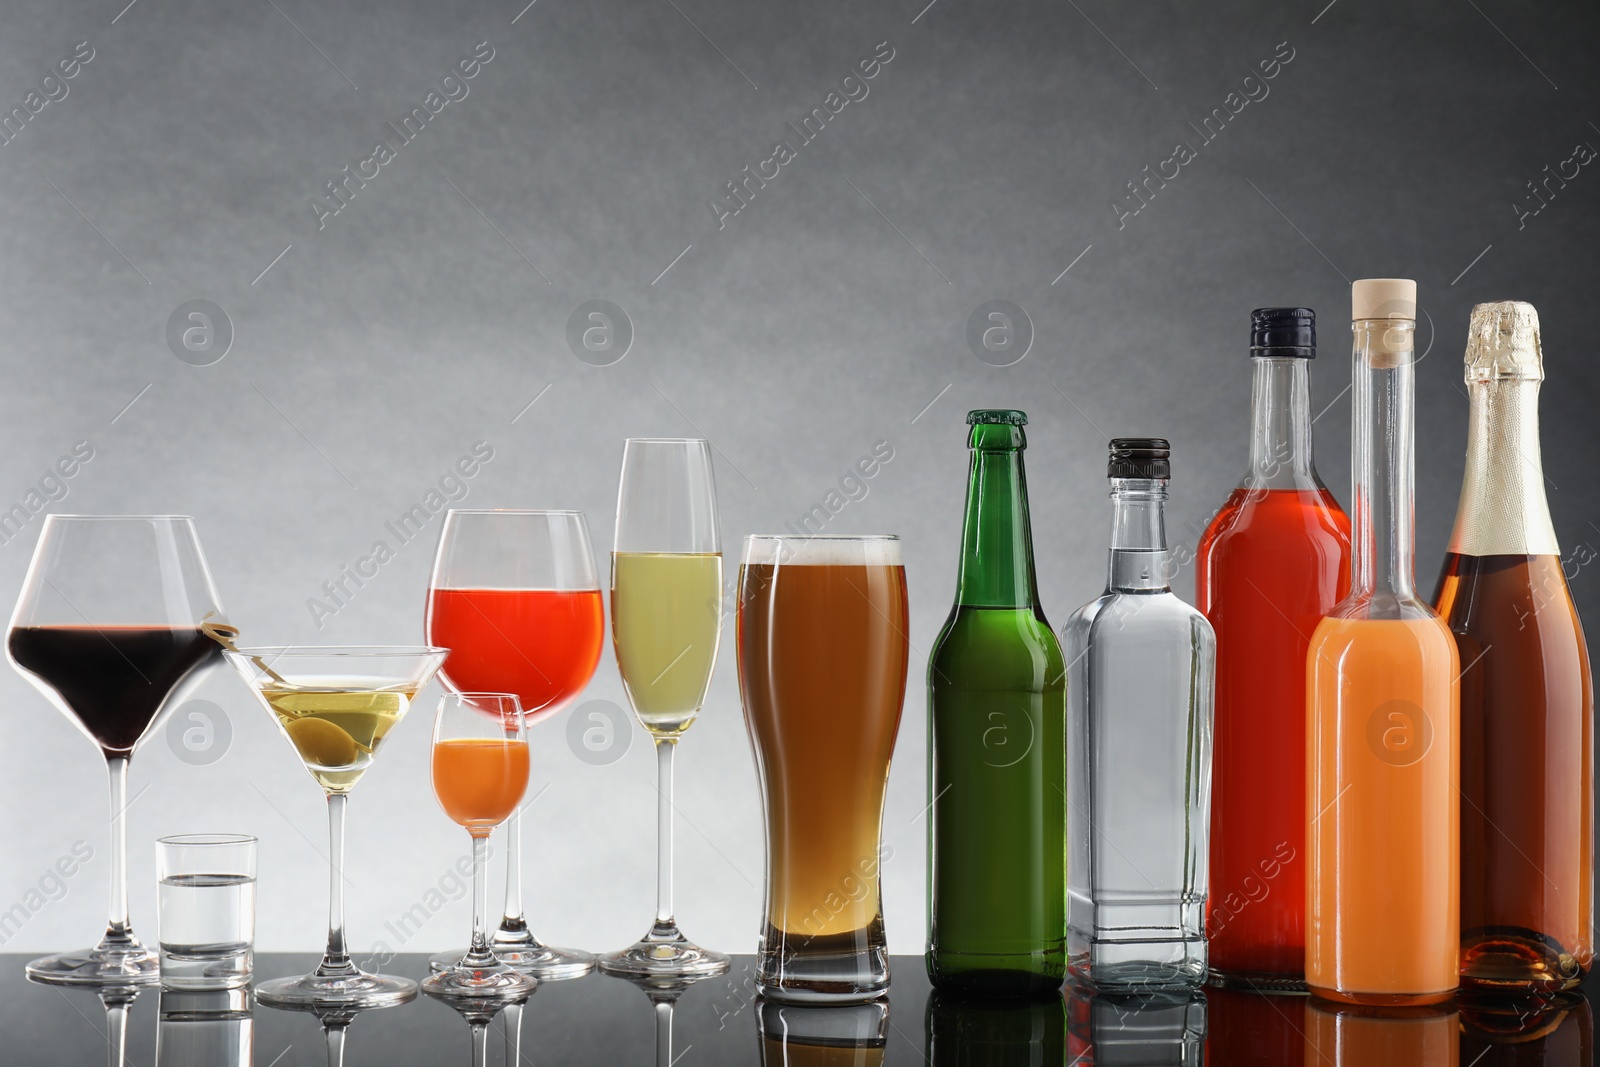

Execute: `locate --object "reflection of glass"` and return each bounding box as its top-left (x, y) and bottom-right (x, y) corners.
top-left (1203, 986), bottom-right (1304, 1067)
top-left (601, 438), bottom-right (729, 979)
top-left (8, 515), bottom-right (227, 986)
top-left (925, 991), bottom-right (1064, 1064)
top-left (156, 834), bottom-right (256, 990)
top-left (1304, 999), bottom-right (1458, 1067)
top-left (613, 971), bottom-right (721, 1067)
top-left (227, 645), bottom-right (446, 1009)
top-left (156, 988), bottom-right (252, 1067)
top-left (424, 985), bottom-right (535, 1067)
top-left (426, 509), bottom-right (604, 980)
top-left (1065, 983), bottom-right (1205, 1066)
top-left (738, 535), bottom-right (910, 1003)
top-left (758, 999), bottom-right (888, 1066)
top-left (423, 693), bottom-right (536, 999)
top-left (1459, 992), bottom-right (1592, 1066)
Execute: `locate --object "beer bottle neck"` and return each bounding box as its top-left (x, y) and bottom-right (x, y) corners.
top-left (1247, 356), bottom-right (1318, 487)
top-left (955, 427), bottom-right (1040, 609)
top-left (1108, 478), bottom-right (1170, 593)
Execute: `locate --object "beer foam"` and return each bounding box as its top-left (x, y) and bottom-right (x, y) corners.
top-left (741, 535), bottom-right (902, 567)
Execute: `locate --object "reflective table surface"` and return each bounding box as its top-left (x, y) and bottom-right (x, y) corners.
top-left (1, 954), bottom-right (1593, 1064)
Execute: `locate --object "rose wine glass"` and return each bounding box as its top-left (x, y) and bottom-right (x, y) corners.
top-left (8, 514), bottom-right (227, 986)
top-left (425, 509), bottom-right (604, 979)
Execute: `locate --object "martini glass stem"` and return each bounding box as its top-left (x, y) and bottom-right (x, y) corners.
top-left (104, 756), bottom-right (133, 947)
top-left (655, 739), bottom-right (675, 930)
top-left (465, 833), bottom-right (496, 967)
top-left (320, 793), bottom-right (354, 976)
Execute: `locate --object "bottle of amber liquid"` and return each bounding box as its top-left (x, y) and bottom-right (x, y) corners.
top-left (1198, 308), bottom-right (1350, 990)
top-left (1306, 279), bottom-right (1460, 1005)
top-left (1433, 301), bottom-right (1594, 994)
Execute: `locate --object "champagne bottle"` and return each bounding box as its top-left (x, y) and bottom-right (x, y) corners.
top-left (1433, 300), bottom-right (1594, 993)
top-left (926, 409), bottom-right (1066, 995)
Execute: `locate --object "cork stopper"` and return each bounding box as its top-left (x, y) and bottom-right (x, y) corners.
top-left (1352, 278), bottom-right (1417, 321)
top-left (1465, 301), bottom-right (1543, 383)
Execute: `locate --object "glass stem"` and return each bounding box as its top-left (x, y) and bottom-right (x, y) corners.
top-left (320, 793), bottom-right (353, 975)
top-left (471, 1021), bottom-right (488, 1067)
top-left (498, 807), bottom-right (528, 936)
top-left (654, 998), bottom-right (674, 1067)
top-left (465, 833), bottom-right (495, 967)
top-left (655, 739), bottom-right (676, 931)
top-left (503, 1002), bottom-right (524, 1064)
top-left (105, 996), bottom-right (130, 1067)
top-left (324, 1021), bottom-right (347, 1067)
top-left (104, 756), bottom-right (133, 946)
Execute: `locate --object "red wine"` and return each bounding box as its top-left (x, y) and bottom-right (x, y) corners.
top-left (8, 625), bottom-right (222, 755)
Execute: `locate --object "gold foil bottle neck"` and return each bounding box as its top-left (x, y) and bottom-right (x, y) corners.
top-left (1465, 300), bottom-right (1543, 383)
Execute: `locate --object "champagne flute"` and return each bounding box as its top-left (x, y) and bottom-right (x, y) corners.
top-left (425, 509), bottom-right (604, 979)
top-left (8, 514), bottom-right (227, 986)
top-left (422, 693), bottom-right (536, 998)
top-left (599, 438), bottom-right (730, 978)
top-left (226, 645), bottom-right (447, 1009)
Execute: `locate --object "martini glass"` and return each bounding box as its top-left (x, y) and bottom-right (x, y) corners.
top-left (8, 514), bottom-right (228, 986)
top-left (226, 645), bottom-right (446, 1010)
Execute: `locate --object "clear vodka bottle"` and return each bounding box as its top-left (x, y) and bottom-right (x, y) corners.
top-left (1065, 438), bottom-right (1216, 991)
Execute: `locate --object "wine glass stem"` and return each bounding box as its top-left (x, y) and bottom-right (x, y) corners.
top-left (471, 1020), bottom-right (488, 1067)
top-left (500, 806), bottom-right (526, 933)
top-left (324, 1023), bottom-right (347, 1067)
top-left (466, 832), bottom-right (494, 966)
top-left (655, 739), bottom-right (676, 929)
top-left (322, 793), bottom-right (352, 974)
top-left (104, 756), bottom-right (132, 943)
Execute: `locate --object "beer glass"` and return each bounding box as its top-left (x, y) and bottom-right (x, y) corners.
top-left (736, 534), bottom-right (910, 1003)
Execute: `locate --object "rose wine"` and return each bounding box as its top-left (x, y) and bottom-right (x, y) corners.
top-left (427, 588), bottom-right (604, 723)
top-left (8, 624), bottom-right (221, 755)
top-left (1432, 300), bottom-right (1593, 993)
top-left (1198, 308), bottom-right (1350, 989)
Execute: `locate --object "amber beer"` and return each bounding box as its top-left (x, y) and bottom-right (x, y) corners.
top-left (738, 535), bottom-right (910, 1002)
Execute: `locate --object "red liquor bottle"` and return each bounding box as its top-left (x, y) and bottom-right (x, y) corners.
top-left (1196, 307), bottom-right (1351, 989)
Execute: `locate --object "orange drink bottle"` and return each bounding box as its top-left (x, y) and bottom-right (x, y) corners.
top-left (1305, 279), bottom-right (1460, 1005)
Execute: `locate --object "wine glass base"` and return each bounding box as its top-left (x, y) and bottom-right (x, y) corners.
top-left (599, 930), bottom-right (731, 980)
top-left (428, 942), bottom-right (595, 981)
top-left (25, 945), bottom-right (161, 987)
top-left (422, 962), bottom-right (539, 999)
top-left (255, 970), bottom-right (418, 1010)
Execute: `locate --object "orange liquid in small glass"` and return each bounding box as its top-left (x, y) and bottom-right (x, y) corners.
top-left (432, 738), bottom-right (530, 835)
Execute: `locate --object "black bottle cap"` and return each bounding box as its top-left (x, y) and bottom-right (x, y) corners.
top-left (1251, 307), bottom-right (1316, 358)
top-left (967, 409), bottom-right (1027, 425)
top-left (1108, 437), bottom-right (1171, 479)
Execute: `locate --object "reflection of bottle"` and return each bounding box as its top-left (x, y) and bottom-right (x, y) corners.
top-left (1304, 999), bottom-right (1458, 1067)
top-left (1459, 991), bottom-right (1593, 1066)
top-left (757, 999), bottom-right (887, 1067)
top-left (1204, 986), bottom-right (1304, 1067)
top-left (1197, 309), bottom-right (1350, 990)
top-left (1306, 280), bottom-right (1460, 1005)
top-left (927, 410), bottom-right (1066, 996)
top-left (1065, 982), bottom-right (1206, 1066)
top-left (1065, 439), bottom-right (1215, 991)
top-left (156, 989), bottom-right (252, 1067)
top-left (925, 991), bottom-right (1065, 1065)
top-left (1433, 301), bottom-right (1594, 995)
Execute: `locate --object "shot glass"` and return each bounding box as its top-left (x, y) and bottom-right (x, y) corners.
top-left (156, 834), bottom-right (257, 990)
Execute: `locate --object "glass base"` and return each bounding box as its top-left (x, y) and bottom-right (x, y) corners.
top-left (27, 941), bottom-right (161, 987)
top-left (423, 954), bottom-right (539, 999)
top-left (428, 933), bottom-right (594, 981)
top-left (255, 968), bottom-right (418, 1010)
top-left (600, 923), bottom-right (731, 980)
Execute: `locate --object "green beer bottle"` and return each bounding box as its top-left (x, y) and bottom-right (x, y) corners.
top-left (926, 409), bottom-right (1067, 995)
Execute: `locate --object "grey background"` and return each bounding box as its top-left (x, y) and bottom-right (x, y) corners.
top-left (0, 0), bottom-right (1595, 961)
